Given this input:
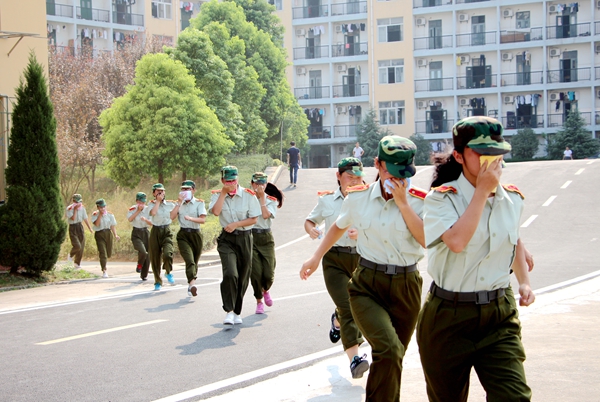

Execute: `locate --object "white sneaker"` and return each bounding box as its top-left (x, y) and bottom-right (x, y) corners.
top-left (223, 312), bottom-right (235, 326)
top-left (67, 255), bottom-right (73, 262)
top-left (234, 314), bottom-right (243, 325)
top-left (74, 264), bottom-right (81, 269)
top-left (102, 271), bottom-right (108, 278)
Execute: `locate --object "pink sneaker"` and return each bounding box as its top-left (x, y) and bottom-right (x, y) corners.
top-left (263, 291), bottom-right (273, 307)
top-left (255, 302), bottom-right (265, 314)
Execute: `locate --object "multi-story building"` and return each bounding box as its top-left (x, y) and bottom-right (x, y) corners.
top-left (413, 0), bottom-right (600, 154)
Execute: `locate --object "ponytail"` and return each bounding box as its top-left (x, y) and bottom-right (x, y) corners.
top-left (265, 182), bottom-right (284, 208)
top-left (430, 153), bottom-right (463, 189)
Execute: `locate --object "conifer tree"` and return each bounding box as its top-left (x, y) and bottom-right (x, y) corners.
top-left (356, 109), bottom-right (386, 167)
top-left (0, 54), bottom-right (66, 275)
top-left (548, 110), bottom-right (600, 159)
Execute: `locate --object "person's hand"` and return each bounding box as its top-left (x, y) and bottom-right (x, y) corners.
top-left (347, 228), bottom-right (358, 240)
top-left (184, 215), bottom-right (192, 221)
top-left (476, 158), bottom-right (502, 195)
top-left (524, 248), bottom-right (534, 272)
top-left (224, 222), bottom-right (238, 233)
top-left (223, 183), bottom-right (236, 193)
top-left (299, 256), bottom-right (320, 280)
top-left (255, 184), bottom-right (265, 198)
top-left (115, 234), bottom-right (120, 241)
top-left (177, 192), bottom-right (186, 203)
top-left (156, 192), bottom-right (165, 202)
top-left (308, 227), bottom-right (321, 240)
top-left (518, 284), bottom-right (535, 306)
top-left (137, 203), bottom-right (144, 211)
top-left (388, 177), bottom-right (409, 203)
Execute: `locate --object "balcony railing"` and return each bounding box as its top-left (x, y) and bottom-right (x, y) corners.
top-left (332, 84), bottom-right (369, 98)
top-left (113, 12), bottom-right (144, 26)
top-left (596, 67), bottom-right (600, 80)
top-left (413, 35), bottom-right (453, 50)
top-left (499, 28), bottom-right (543, 43)
top-left (547, 68), bottom-right (591, 83)
top-left (501, 115), bottom-right (543, 130)
top-left (294, 86), bottom-right (331, 100)
top-left (47, 2), bottom-right (73, 17)
top-left (548, 112), bottom-right (591, 127)
top-left (413, 0), bottom-right (450, 8)
top-left (456, 31), bottom-right (496, 47)
top-left (455, 0), bottom-right (490, 3)
top-left (292, 5), bottom-right (328, 19)
top-left (332, 42), bottom-right (368, 57)
top-left (415, 77), bottom-right (454, 92)
top-left (333, 125), bottom-right (359, 138)
top-left (49, 45), bottom-right (75, 56)
top-left (546, 22), bottom-right (591, 39)
top-left (308, 126), bottom-right (332, 139)
top-left (415, 119), bottom-right (455, 134)
top-left (76, 6), bottom-right (110, 22)
top-left (457, 74), bottom-right (497, 89)
top-left (293, 46), bottom-right (329, 60)
top-left (596, 21), bottom-right (600, 34)
top-left (500, 71), bottom-right (544, 86)
top-left (331, 1), bottom-right (367, 16)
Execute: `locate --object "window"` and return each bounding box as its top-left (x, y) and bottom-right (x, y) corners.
top-left (378, 59), bottom-right (404, 84)
top-left (268, 0), bottom-right (283, 10)
top-left (516, 11), bottom-right (530, 29)
top-left (379, 101), bottom-right (405, 125)
top-left (152, 0), bottom-right (172, 19)
top-left (378, 18), bottom-right (403, 42)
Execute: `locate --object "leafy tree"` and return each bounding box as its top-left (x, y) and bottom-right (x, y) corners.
top-left (510, 128), bottom-right (539, 160)
top-left (356, 109), bottom-right (386, 167)
top-left (230, 0), bottom-right (284, 46)
top-left (0, 54), bottom-right (66, 276)
top-left (99, 53), bottom-right (233, 186)
top-left (547, 110), bottom-right (600, 159)
top-left (409, 133), bottom-right (433, 165)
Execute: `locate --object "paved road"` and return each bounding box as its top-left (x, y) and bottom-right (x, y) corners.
top-left (0, 159), bottom-right (598, 401)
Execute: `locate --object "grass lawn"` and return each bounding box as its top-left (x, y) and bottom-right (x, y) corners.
top-left (0, 264), bottom-right (97, 291)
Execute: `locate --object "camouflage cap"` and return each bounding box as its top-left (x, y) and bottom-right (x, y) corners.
top-left (135, 192), bottom-right (147, 203)
top-left (221, 166), bottom-right (238, 181)
top-left (95, 198), bottom-right (107, 208)
top-left (251, 172), bottom-right (268, 184)
top-left (152, 183), bottom-right (165, 192)
top-left (453, 116), bottom-right (512, 156)
top-left (337, 157), bottom-right (365, 177)
top-left (377, 136), bottom-right (417, 179)
top-left (181, 180), bottom-right (195, 189)
top-left (72, 194), bottom-right (82, 203)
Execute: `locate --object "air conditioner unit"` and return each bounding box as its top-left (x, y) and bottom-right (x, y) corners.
top-left (417, 100), bottom-right (427, 109)
top-left (338, 146), bottom-right (345, 152)
top-left (459, 55), bottom-right (470, 64)
top-left (417, 58), bottom-right (428, 67)
top-left (549, 48), bottom-right (561, 57)
top-left (595, 44), bottom-right (600, 53)
top-left (549, 93), bottom-right (559, 101)
top-left (336, 106), bottom-right (346, 114)
top-left (458, 14), bottom-right (469, 22)
top-left (337, 64), bottom-right (347, 72)
top-left (503, 9), bottom-right (513, 18)
top-left (416, 18), bottom-right (426, 26)
top-left (502, 52), bottom-right (513, 61)
top-left (549, 4), bottom-right (558, 13)
top-left (335, 25), bottom-right (343, 32)
top-left (597, 89), bottom-right (600, 98)
top-left (459, 98), bottom-right (469, 106)
top-left (296, 67), bottom-right (306, 75)
top-left (504, 95), bottom-right (514, 104)
top-left (296, 28), bottom-right (305, 36)
top-left (597, 0), bottom-right (600, 9)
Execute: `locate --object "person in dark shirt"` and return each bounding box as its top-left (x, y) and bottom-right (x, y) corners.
top-left (286, 141), bottom-right (301, 187)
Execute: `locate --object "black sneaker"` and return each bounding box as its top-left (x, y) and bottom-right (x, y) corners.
top-left (350, 354), bottom-right (369, 379)
top-left (329, 312), bottom-right (341, 343)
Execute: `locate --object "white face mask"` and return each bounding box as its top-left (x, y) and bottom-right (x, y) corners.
top-left (180, 190), bottom-right (192, 201)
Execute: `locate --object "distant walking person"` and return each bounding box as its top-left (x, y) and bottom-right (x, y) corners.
top-left (92, 198), bottom-right (120, 278)
top-left (563, 146), bottom-right (573, 160)
top-left (352, 142), bottom-right (364, 161)
top-left (287, 141), bottom-right (301, 187)
top-left (149, 183), bottom-right (176, 291)
top-left (127, 192), bottom-right (152, 281)
top-left (66, 194), bottom-right (93, 268)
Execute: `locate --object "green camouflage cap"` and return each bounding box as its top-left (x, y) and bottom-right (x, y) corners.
top-left (152, 183), bottom-right (165, 191)
top-left (337, 157), bottom-right (365, 177)
top-left (181, 180), bottom-right (195, 189)
top-left (72, 194), bottom-right (82, 202)
top-left (377, 136), bottom-right (417, 179)
top-left (95, 198), bottom-right (106, 208)
top-left (135, 192), bottom-right (147, 202)
top-left (251, 172), bottom-right (268, 184)
top-left (453, 116), bottom-right (512, 156)
top-left (221, 166), bottom-right (238, 181)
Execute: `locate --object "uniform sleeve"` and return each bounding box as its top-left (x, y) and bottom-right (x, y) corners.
top-left (81, 208), bottom-right (88, 220)
top-left (66, 206), bottom-right (74, 219)
top-left (110, 214), bottom-right (117, 227)
top-left (197, 201), bottom-right (207, 216)
top-left (409, 194), bottom-right (425, 218)
top-left (266, 199), bottom-right (277, 219)
top-left (127, 208), bottom-right (135, 219)
top-left (247, 194), bottom-right (261, 218)
top-left (305, 199), bottom-right (324, 225)
top-left (208, 193), bottom-right (219, 213)
top-left (423, 191), bottom-right (459, 248)
top-left (335, 195), bottom-right (354, 230)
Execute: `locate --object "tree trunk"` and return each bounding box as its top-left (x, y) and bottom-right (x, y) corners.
top-left (181, 172), bottom-right (186, 182)
top-left (158, 159), bottom-right (164, 184)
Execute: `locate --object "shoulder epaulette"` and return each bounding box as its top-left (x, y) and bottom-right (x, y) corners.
top-left (317, 190), bottom-right (334, 196)
top-left (92, 211), bottom-right (99, 216)
top-left (107, 211), bottom-right (113, 214)
top-left (503, 184), bottom-right (525, 199)
top-left (150, 200), bottom-right (157, 203)
top-left (408, 187), bottom-right (428, 200)
top-left (129, 206), bottom-right (136, 211)
top-left (433, 185), bottom-right (458, 194)
top-left (266, 195), bottom-right (277, 202)
top-left (194, 197), bottom-right (205, 202)
top-left (67, 205), bottom-right (74, 210)
top-left (244, 188), bottom-right (256, 196)
top-left (347, 184), bottom-right (369, 193)
top-left (211, 189), bottom-right (221, 194)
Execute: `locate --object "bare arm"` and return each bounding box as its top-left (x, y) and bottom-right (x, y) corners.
top-left (300, 223), bottom-right (347, 280)
top-left (111, 225), bottom-right (120, 240)
top-left (128, 207), bottom-right (142, 222)
top-left (83, 218), bottom-right (93, 233)
top-left (512, 238), bottom-right (535, 306)
top-left (185, 215), bottom-right (206, 224)
top-left (388, 178), bottom-right (425, 248)
top-left (304, 220), bottom-right (322, 240)
top-left (223, 216), bottom-right (258, 233)
top-left (210, 192), bottom-right (227, 216)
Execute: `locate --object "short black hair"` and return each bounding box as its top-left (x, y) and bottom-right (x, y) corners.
top-left (290, 141), bottom-right (296, 146)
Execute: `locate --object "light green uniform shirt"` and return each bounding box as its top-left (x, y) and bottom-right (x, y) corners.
top-left (306, 187), bottom-right (356, 248)
top-left (150, 200), bottom-right (175, 226)
top-left (336, 181), bottom-right (425, 265)
top-left (91, 210), bottom-right (117, 232)
top-left (254, 196), bottom-right (277, 230)
top-left (66, 204), bottom-right (88, 224)
top-left (177, 198), bottom-right (207, 230)
top-left (127, 205), bottom-right (151, 229)
top-left (423, 174), bottom-right (523, 293)
top-left (208, 185), bottom-right (261, 231)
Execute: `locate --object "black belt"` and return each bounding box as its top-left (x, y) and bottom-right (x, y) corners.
top-left (69, 222), bottom-right (83, 226)
top-left (96, 228), bottom-right (110, 233)
top-left (252, 228), bottom-right (271, 234)
top-left (153, 224), bottom-right (170, 229)
top-left (180, 228), bottom-right (200, 233)
top-left (330, 246), bottom-right (358, 255)
top-left (429, 282), bottom-right (506, 305)
top-left (133, 226), bottom-right (148, 231)
top-left (223, 229), bottom-right (251, 236)
top-left (359, 257), bottom-right (417, 275)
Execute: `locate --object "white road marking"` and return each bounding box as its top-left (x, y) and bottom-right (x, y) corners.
top-left (560, 180), bottom-right (572, 189)
top-left (520, 215), bottom-right (538, 228)
top-left (575, 168), bottom-right (585, 175)
top-left (586, 160), bottom-right (595, 165)
top-left (36, 319), bottom-right (167, 345)
top-left (542, 196), bottom-right (557, 207)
